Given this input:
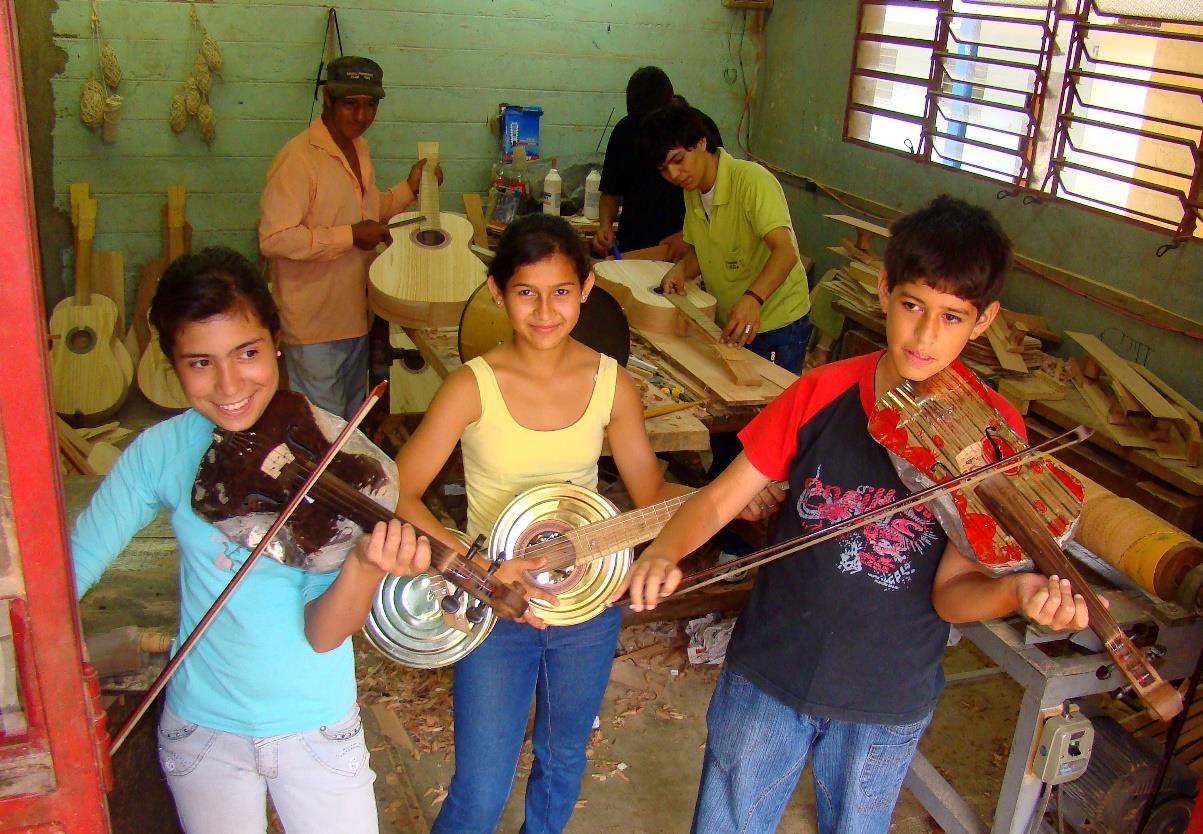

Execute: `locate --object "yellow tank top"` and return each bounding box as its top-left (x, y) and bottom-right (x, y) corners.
top-left (461, 354), bottom-right (617, 540)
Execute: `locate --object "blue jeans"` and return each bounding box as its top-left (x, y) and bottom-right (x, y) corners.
top-left (746, 314), bottom-right (811, 375)
top-left (430, 607), bottom-right (622, 834)
top-left (281, 335), bottom-right (368, 420)
top-left (692, 665), bottom-right (932, 834)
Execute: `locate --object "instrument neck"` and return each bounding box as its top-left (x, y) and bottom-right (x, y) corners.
top-left (537, 492), bottom-right (694, 571)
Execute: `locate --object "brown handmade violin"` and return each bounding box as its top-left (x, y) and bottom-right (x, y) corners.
top-left (191, 390), bottom-right (528, 622)
top-left (869, 362), bottom-right (1182, 721)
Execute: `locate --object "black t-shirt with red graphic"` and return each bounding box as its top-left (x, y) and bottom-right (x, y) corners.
top-left (732, 351), bottom-right (1023, 725)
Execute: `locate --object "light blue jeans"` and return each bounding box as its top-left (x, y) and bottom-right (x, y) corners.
top-left (281, 335), bottom-right (368, 420)
top-left (157, 704), bottom-right (378, 834)
top-left (430, 607), bottom-right (622, 834)
top-left (692, 665), bottom-right (932, 834)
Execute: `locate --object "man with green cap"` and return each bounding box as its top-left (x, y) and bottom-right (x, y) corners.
top-left (260, 55), bottom-right (439, 419)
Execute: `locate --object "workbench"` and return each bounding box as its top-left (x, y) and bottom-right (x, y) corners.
top-left (907, 543), bottom-right (1203, 834)
top-left (393, 323), bottom-right (788, 453)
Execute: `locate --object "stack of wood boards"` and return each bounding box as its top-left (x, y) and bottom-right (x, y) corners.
top-left (1066, 331), bottom-right (1201, 467)
top-left (822, 214), bottom-right (1054, 378)
top-left (56, 417), bottom-right (130, 476)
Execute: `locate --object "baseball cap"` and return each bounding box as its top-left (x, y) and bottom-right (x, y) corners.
top-left (325, 56), bottom-right (385, 99)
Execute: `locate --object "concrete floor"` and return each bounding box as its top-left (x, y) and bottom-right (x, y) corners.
top-left (68, 394), bottom-right (1026, 833)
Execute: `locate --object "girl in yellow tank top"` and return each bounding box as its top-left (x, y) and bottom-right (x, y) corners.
top-left (392, 215), bottom-right (690, 834)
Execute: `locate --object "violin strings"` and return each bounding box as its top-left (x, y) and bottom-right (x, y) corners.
top-left (529, 494), bottom-right (691, 571)
top-left (666, 426), bottom-right (1091, 598)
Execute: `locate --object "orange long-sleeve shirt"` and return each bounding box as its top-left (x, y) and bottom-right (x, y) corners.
top-left (259, 117), bottom-right (415, 344)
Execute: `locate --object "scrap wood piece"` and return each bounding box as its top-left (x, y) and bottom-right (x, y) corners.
top-left (370, 701), bottom-right (421, 760)
top-left (983, 319), bottom-right (1029, 373)
top-left (1067, 358), bottom-right (1155, 449)
top-left (1107, 378), bottom-right (1144, 417)
top-left (1067, 332), bottom-right (1182, 422)
top-left (1001, 310), bottom-right (1061, 345)
top-left (1128, 362), bottom-right (1203, 425)
top-left (56, 418), bottom-right (94, 475)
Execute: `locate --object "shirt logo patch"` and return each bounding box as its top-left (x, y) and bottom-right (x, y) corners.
top-left (795, 468), bottom-right (940, 590)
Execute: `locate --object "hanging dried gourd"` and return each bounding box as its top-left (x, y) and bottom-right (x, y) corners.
top-left (169, 92), bottom-right (188, 133)
top-left (80, 1), bottom-right (123, 141)
top-left (80, 74), bottom-right (105, 129)
top-left (196, 103), bottom-right (216, 146)
top-left (168, 6), bottom-right (222, 146)
top-left (100, 44), bottom-right (121, 90)
top-left (193, 54), bottom-right (211, 96)
top-left (201, 31), bottom-right (223, 74)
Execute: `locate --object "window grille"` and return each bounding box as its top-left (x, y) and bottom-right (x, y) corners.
top-left (846, 0), bottom-right (1203, 238)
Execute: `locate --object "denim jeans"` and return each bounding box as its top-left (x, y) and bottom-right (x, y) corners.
top-left (691, 665), bottom-right (932, 834)
top-left (746, 314), bottom-right (811, 375)
top-left (281, 334), bottom-right (369, 420)
top-left (430, 607), bottom-right (622, 834)
top-left (157, 704), bottom-right (378, 834)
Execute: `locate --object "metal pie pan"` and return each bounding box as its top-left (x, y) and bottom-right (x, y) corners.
top-left (490, 483), bottom-right (632, 627)
top-left (362, 531), bottom-right (495, 668)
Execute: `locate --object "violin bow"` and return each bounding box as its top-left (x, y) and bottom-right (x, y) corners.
top-left (629, 424), bottom-right (1092, 603)
top-left (108, 381), bottom-right (388, 754)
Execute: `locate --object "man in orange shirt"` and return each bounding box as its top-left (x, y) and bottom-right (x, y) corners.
top-left (259, 56), bottom-right (437, 418)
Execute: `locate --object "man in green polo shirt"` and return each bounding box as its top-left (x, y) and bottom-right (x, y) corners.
top-left (639, 103), bottom-right (811, 372)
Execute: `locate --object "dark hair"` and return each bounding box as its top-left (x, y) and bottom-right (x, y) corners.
top-left (489, 214), bottom-right (590, 290)
top-left (150, 246), bottom-right (280, 358)
top-left (637, 103), bottom-right (717, 168)
top-left (626, 66), bottom-right (673, 120)
top-left (671, 95), bottom-right (724, 151)
top-left (883, 196), bottom-right (1012, 312)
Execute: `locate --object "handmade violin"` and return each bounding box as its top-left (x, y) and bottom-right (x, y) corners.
top-left (869, 362), bottom-right (1182, 721)
top-left (191, 390), bottom-right (528, 622)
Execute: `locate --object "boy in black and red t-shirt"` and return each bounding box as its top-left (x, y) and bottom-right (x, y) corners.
top-left (620, 196), bottom-right (1092, 834)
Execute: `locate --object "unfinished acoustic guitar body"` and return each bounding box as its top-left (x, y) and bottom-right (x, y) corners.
top-left (592, 259), bottom-right (716, 335)
top-left (49, 294), bottom-right (132, 423)
top-left (367, 142), bottom-right (486, 327)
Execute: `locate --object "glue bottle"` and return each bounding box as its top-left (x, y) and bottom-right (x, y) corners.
top-left (583, 168), bottom-right (601, 220)
top-left (542, 162), bottom-right (562, 216)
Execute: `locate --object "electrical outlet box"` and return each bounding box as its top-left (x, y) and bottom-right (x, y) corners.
top-left (1033, 711), bottom-right (1094, 784)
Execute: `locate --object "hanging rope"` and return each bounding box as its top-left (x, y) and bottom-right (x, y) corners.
top-left (309, 8), bottom-right (344, 122)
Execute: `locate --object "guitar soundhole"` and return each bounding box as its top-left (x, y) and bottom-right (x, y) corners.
top-left (413, 228), bottom-right (449, 249)
top-left (518, 522), bottom-right (581, 593)
top-left (67, 326), bottom-right (97, 355)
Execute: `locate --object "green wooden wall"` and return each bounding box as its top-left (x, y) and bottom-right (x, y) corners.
top-left (39, 0), bottom-right (751, 309)
top-left (750, 2), bottom-right (1203, 404)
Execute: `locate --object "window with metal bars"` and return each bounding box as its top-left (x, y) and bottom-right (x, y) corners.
top-left (845, 0), bottom-right (1203, 239)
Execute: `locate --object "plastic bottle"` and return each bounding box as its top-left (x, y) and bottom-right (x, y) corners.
top-left (542, 163), bottom-right (562, 216)
top-left (583, 168), bottom-right (602, 220)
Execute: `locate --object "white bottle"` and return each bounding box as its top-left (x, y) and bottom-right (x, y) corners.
top-left (542, 166), bottom-right (562, 216)
top-left (583, 168), bottom-right (602, 220)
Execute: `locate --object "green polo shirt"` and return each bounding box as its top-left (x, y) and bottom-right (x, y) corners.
top-left (683, 148), bottom-right (810, 332)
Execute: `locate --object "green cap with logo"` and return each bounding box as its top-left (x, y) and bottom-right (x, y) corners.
top-left (325, 56), bottom-right (385, 99)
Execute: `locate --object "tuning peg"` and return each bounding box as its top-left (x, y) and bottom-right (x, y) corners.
top-left (441, 590), bottom-right (464, 614)
top-left (465, 601), bottom-right (487, 624)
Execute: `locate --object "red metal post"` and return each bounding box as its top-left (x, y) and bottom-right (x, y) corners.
top-left (0, 0), bottom-right (111, 830)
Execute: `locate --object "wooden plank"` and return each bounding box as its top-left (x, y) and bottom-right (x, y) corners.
top-left (1067, 358), bottom-right (1155, 448)
top-left (90, 250), bottom-right (125, 332)
top-left (460, 192), bottom-right (488, 248)
top-left (1128, 362), bottom-right (1203, 425)
top-left (1066, 332), bottom-right (1183, 421)
top-left (1107, 379), bottom-right (1144, 417)
top-left (825, 213), bottom-right (891, 238)
top-left (640, 328), bottom-right (785, 406)
top-left (984, 319), bottom-right (1028, 373)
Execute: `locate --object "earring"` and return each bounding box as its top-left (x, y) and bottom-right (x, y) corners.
top-left (581, 294), bottom-right (589, 302)
top-left (276, 350), bottom-right (282, 357)
top-left (493, 297), bottom-right (502, 306)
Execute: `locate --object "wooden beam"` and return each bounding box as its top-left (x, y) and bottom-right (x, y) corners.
top-left (1067, 332), bottom-right (1182, 421)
